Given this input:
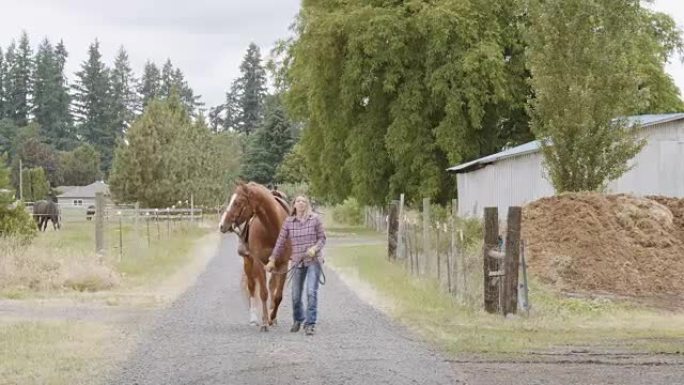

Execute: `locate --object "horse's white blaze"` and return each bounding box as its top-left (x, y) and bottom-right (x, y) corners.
top-left (218, 193), bottom-right (237, 229)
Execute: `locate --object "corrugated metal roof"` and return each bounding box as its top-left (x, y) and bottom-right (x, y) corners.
top-left (447, 113), bottom-right (684, 173)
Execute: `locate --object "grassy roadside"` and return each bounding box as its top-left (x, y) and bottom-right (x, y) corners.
top-left (0, 320), bottom-right (125, 385)
top-left (0, 220), bottom-right (217, 385)
top-left (326, 229), bottom-right (684, 356)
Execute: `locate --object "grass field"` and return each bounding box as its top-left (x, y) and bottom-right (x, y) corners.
top-left (327, 233), bottom-right (684, 356)
top-left (0, 217), bottom-right (212, 298)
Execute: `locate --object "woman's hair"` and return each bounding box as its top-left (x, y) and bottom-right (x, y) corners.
top-left (291, 195), bottom-right (312, 218)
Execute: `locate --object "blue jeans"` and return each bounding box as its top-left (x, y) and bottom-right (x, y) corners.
top-left (291, 263), bottom-right (321, 326)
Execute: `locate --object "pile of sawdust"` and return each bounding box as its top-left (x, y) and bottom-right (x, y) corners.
top-left (522, 193), bottom-right (684, 296)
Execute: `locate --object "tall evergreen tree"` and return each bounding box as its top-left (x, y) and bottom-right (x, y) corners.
top-left (139, 61), bottom-right (161, 109)
top-left (172, 67), bottom-right (202, 113)
top-left (33, 38), bottom-right (74, 150)
top-left (110, 46), bottom-right (140, 137)
top-left (0, 119), bottom-right (17, 158)
top-left (223, 80), bottom-right (241, 132)
top-left (1, 44), bottom-right (14, 120)
top-left (208, 104), bottom-right (224, 133)
top-left (160, 59), bottom-right (175, 98)
top-left (53, 40), bottom-right (74, 148)
top-left (6, 33), bottom-right (34, 127)
top-left (241, 98), bottom-right (295, 184)
top-left (235, 43), bottom-right (267, 136)
top-left (72, 40), bottom-right (116, 174)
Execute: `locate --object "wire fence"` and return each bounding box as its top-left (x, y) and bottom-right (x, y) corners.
top-left (364, 199), bottom-right (484, 306)
top-left (25, 199), bottom-right (220, 261)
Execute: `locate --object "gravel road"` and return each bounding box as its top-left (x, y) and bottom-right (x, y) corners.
top-left (107, 234), bottom-right (463, 385)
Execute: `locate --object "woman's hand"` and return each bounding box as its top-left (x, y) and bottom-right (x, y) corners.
top-left (265, 259), bottom-right (276, 272)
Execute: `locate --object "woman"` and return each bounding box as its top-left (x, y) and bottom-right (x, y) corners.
top-left (265, 195), bottom-right (326, 336)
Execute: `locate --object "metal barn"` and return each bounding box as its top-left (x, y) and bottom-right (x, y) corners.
top-left (447, 113), bottom-right (684, 218)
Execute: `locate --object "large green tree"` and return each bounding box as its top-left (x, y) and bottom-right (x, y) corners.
top-left (72, 40), bottom-right (116, 174)
top-left (109, 97), bottom-right (181, 207)
top-left (527, 0), bottom-right (682, 192)
top-left (276, 142), bottom-right (309, 185)
top-left (278, 1), bottom-right (533, 204)
top-left (59, 143), bottom-right (102, 186)
top-left (11, 123), bottom-right (60, 187)
top-left (278, 0), bottom-right (682, 204)
top-left (109, 95), bottom-right (240, 207)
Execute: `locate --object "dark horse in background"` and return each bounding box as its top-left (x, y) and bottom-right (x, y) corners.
top-left (33, 200), bottom-right (61, 231)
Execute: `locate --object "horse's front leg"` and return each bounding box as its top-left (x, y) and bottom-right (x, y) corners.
top-left (258, 268), bottom-right (269, 332)
top-left (242, 257), bottom-right (258, 326)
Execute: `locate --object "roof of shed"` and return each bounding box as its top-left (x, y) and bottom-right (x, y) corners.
top-left (447, 113), bottom-right (684, 174)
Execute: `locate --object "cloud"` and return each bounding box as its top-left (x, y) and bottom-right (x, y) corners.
top-left (0, 0), bottom-right (300, 108)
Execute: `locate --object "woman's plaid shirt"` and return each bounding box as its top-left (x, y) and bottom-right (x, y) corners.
top-left (270, 214), bottom-right (327, 266)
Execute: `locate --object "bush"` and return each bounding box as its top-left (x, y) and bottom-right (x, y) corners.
top-left (332, 197), bottom-right (363, 225)
top-left (0, 203), bottom-right (36, 241)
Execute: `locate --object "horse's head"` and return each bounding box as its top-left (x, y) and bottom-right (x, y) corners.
top-left (219, 183), bottom-right (255, 234)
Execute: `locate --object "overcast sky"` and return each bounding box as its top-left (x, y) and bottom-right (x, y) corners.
top-left (1, 0), bottom-right (683, 110)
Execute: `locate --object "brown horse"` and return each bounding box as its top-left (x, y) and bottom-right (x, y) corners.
top-left (218, 182), bottom-right (291, 331)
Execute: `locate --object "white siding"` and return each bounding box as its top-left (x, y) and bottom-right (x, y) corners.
top-left (457, 120), bottom-right (684, 218)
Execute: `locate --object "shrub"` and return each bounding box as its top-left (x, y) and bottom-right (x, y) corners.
top-left (331, 197), bottom-right (363, 225)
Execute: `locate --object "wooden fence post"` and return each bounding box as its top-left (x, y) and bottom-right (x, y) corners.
top-left (503, 206), bottom-right (522, 315)
top-left (422, 198), bottom-right (430, 277)
top-left (134, 202), bottom-right (140, 229)
top-left (449, 199), bottom-right (457, 294)
top-left (483, 207), bottom-right (500, 314)
top-left (95, 192), bottom-right (105, 255)
top-left (398, 194), bottom-right (405, 260)
top-left (388, 201), bottom-right (399, 260)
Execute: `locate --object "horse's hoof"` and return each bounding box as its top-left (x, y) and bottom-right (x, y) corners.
top-left (260, 326), bottom-right (268, 332)
top-left (270, 319), bottom-right (277, 326)
top-left (249, 320), bottom-right (258, 326)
